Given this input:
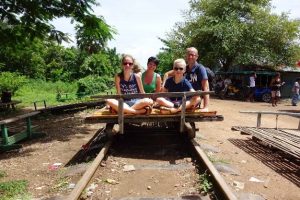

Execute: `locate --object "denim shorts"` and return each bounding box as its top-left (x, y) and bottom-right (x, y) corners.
top-left (124, 98), bottom-right (140, 107)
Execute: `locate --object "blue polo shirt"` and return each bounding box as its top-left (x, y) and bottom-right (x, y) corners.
top-left (185, 62), bottom-right (208, 90)
top-left (164, 77), bottom-right (193, 101)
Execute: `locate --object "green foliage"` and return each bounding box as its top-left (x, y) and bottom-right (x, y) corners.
top-left (198, 171), bottom-right (213, 194)
top-left (156, 49), bottom-right (176, 75)
top-left (161, 0), bottom-right (300, 71)
top-left (0, 180), bottom-right (29, 199)
top-left (0, 0), bottom-right (101, 44)
top-left (15, 79), bottom-right (78, 106)
top-left (0, 0), bottom-right (117, 82)
top-left (77, 75), bottom-right (114, 95)
top-left (0, 170), bottom-right (7, 179)
top-left (76, 15), bottom-right (116, 54)
top-left (0, 72), bottom-right (27, 94)
top-left (80, 52), bottom-right (120, 77)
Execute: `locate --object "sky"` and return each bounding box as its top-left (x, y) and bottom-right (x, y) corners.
top-left (52, 0), bottom-right (300, 69)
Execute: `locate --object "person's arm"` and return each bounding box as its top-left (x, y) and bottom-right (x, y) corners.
top-left (155, 74), bottom-right (162, 93)
top-left (135, 74), bottom-right (145, 94)
top-left (162, 70), bottom-right (175, 87)
top-left (161, 87), bottom-right (168, 92)
top-left (201, 79), bottom-right (209, 109)
top-left (115, 75), bottom-right (121, 95)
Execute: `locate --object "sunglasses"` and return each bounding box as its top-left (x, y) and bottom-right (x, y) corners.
top-left (123, 62), bottom-right (133, 66)
top-left (174, 67), bottom-right (184, 71)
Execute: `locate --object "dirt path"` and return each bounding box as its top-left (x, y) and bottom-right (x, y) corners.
top-left (0, 98), bottom-right (299, 199)
top-left (196, 98), bottom-right (300, 200)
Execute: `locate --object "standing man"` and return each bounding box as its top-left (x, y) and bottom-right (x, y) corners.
top-left (163, 47), bottom-right (209, 111)
top-left (247, 72), bottom-right (256, 102)
top-left (291, 77), bottom-right (300, 106)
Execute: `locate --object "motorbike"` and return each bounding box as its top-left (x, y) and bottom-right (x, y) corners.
top-left (214, 83), bottom-right (247, 100)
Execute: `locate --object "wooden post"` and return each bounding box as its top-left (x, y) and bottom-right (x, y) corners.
top-left (118, 98), bottom-right (124, 134)
top-left (257, 113), bottom-right (261, 127)
top-left (26, 117), bottom-right (32, 139)
top-left (1, 124), bottom-right (8, 145)
top-left (34, 102), bottom-right (37, 111)
top-left (180, 94), bottom-right (187, 133)
top-left (275, 114), bottom-right (278, 129)
top-left (67, 141), bottom-right (112, 200)
top-left (43, 100), bottom-right (47, 108)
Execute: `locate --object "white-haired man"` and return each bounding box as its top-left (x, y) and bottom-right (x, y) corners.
top-left (163, 47), bottom-right (209, 111)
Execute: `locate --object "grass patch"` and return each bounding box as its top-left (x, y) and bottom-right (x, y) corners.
top-left (197, 171), bottom-right (213, 194)
top-left (13, 79), bottom-right (113, 108)
top-left (0, 170), bottom-right (7, 179)
top-left (50, 176), bottom-right (70, 192)
top-left (208, 155), bottom-right (230, 164)
top-left (0, 180), bottom-right (30, 199)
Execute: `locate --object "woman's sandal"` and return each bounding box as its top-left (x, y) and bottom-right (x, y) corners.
top-left (144, 106), bottom-right (153, 115)
top-left (108, 106), bottom-right (117, 114)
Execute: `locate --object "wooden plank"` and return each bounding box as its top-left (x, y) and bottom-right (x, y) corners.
top-left (191, 140), bottom-right (237, 200)
top-left (0, 111), bottom-right (40, 125)
top-left (180, 95), bottom-right (187, 133)
top-left (233, 126), bottom-right (300, 158)
top-left (91, 91), bottom-right (214, 100)
top-left (67, 140), bottom-right (112, 200)
top-left (0, 100), bottom-right (21, 107)
top-left (240, 110), bottom-right (300, 117)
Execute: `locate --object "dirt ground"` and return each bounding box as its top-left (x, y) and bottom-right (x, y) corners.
top-left (0, 98), bottom-right (299, 199)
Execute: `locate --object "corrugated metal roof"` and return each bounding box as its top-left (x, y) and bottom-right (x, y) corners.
top-left (277, 66), bottom-right (300, 72)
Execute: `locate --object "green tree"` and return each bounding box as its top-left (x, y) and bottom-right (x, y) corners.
top-left (0, 0), bottom-right (114, 45)
top-left (161, 0), bottom-right (300, 71)
top-left (0, 0), bottom-right (117, 80)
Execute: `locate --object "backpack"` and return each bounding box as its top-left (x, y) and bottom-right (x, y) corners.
top-left (205, 67), bottom-right (215, 83)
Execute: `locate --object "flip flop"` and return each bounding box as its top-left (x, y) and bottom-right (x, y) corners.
top-left (144, 106), bottom-right (152, 115)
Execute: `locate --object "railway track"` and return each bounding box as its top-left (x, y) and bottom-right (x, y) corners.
top-left (65, 123), bottom-right (237, 200)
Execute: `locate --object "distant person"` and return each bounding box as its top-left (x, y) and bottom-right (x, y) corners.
top-left (106, 54), bottom-right (153, 114)
top-left (291, 78), bottom-right (300, 106)
top-left (156, 59), bottom-right (195, 114)
top-left (163, 47), bottom-right (209, 112)
top-left (142, 56), bottom-right (162, 93)
top-left (247, 72), bottom-right (256, 102)
top-left (270, 72), bottom-right (285, 107)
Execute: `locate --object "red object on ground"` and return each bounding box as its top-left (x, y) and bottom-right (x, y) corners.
top-left (297, 60), bottom-right (300, 67)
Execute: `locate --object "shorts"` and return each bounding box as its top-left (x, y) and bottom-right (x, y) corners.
top-left (124, 98), bottom-right (140, 107)
top-left (271, 90), bottom-right (280, 97)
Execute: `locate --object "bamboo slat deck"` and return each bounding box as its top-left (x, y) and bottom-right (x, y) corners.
top-left (85, 107), bottom-right (223, 124)
top-left (232, 126), bottom-right (300, 159)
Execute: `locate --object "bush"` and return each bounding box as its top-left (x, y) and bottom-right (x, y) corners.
top-left (77, 75), bottom-right (114, 95)
top-left (0, 72), bottom-right (27, 94)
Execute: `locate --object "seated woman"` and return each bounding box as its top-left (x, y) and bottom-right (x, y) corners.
top-left (156, 58), bottom-right (195, 113)
top-left (142, 56), bottom-right (162, 93)
top-left (106, 54), bottom-right (153, 114)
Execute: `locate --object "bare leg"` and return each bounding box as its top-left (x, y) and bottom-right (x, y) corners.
top-left (106, 99), bottom-right (144, 114)
top-left (131, 98), bottom-right (153, 110)
top-left (156, 97), bottom-right (178, 113)
top-left (156, 97), bottom-right (174, 108)
top-left (190, 96), bottom-right (201, 108)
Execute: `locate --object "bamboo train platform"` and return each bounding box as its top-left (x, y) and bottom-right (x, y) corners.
top-left (232, 111), bottom-right (300, 159)
top-left (85, 91), bottom-right (224, 137)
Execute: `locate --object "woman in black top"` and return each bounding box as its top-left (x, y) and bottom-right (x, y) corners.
top-left (270, 72), bottom-right (284, 106)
